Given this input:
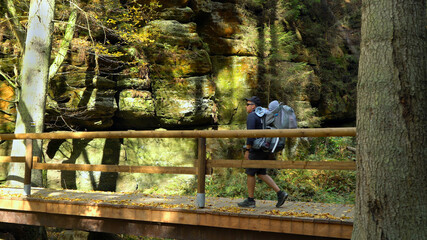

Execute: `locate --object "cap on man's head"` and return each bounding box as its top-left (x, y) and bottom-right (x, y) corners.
top-left (245, 96), bottom-right (261, 106)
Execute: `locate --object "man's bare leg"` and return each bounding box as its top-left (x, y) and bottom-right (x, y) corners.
top-left (258, 174), bottom-right (280, 192)
top-left (247, 174), bottom-right (256, 198)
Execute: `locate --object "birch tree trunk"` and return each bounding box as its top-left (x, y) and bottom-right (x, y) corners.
top-left (7, 0), bottom-right (55, 187)
top-left (353, 0), bottom-right (426, 239)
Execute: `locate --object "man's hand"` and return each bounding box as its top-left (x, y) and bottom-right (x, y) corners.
top-left (244, 150), bottom-right (250, 160)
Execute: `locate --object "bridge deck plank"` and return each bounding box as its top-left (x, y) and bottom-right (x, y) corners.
top-left (0, 187), bottom-right (353, 239)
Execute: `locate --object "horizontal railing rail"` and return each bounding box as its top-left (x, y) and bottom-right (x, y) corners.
top-left (0, 156), bottom-right (39, 163)
top-left (0, 127), bottom-right (356, 207)
top-left (0, 128), bottom-right (356, 140)
top-left (208, 159), bottom-right (356, 170)
top-left (32, 163), bottom-right (198, 174)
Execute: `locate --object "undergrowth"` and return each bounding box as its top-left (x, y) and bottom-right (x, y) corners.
top-left (119, 137), bottom-right (356, 204)
top-left (204, 137), bottom-right (356, 204)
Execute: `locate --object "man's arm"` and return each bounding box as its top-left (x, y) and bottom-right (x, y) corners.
top-left (246, 113), bottom-right (257, 146)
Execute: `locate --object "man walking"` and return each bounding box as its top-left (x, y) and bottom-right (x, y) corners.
top-left (238, 96), bottom-right (288, 208)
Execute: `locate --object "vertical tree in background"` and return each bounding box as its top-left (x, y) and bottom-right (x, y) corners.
top-left (7, 0), bottom-right (55, 186)
top-left (353, 0), bottom-right (426, 239)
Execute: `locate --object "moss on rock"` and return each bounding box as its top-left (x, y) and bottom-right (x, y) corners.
top-left (211, 56), bottom-right (258, 125)
top-left (115, 90), bottom-right (157, 129)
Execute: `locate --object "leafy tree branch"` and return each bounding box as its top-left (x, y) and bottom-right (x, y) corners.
top-left (5, 0), bottom-right (26, 51)
top-left (49, 3), bottom-right (78, 80)
top-left (0, 70), bottom-right (17, 89)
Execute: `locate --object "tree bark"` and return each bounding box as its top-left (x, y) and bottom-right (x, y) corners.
top-left (7, 0), bottom-right (55, 187)
top-left (353, 0), bottom-right (426, 239)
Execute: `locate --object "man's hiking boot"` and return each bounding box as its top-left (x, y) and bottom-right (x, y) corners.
top-left (276, 191), bottom-right (288, 207)
top-left (238, 198), bottom-right (256, 208)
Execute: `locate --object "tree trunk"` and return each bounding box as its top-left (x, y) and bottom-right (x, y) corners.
top-left (7, 0), bottom-right (55, 187)
top-left (353, 0), bottom-right (426, 239)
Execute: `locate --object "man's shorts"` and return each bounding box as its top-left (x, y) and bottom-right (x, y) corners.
top-left (245, 150), bottom-right (270, 176)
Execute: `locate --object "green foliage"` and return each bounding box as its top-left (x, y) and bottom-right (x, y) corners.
top-left (297, 137), bottom-right (356, 161)
top-left (141, 137), bottom-right (356, 204)
top-left (281, 0), bottom-right (321, 21)
top-left (97, 0), bottom-right (161, 44)
top-left (280, 169), bottom-right (355, 203)
top-left (206, 168), bottom-right (247, 198)
top-left (262, 24), bottom-right (299, 62)
top-left (141, 175), bottom-right (197, 196)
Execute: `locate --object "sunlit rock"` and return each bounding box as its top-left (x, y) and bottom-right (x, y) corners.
top-left (211, 56), bottom-right (257, 125)
top-left (115, 90), bottom-right (156, 129)
top-left (153, 75), bottom-right (216, 126)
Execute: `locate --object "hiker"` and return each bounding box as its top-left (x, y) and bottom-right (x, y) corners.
top-left (238, 96), bottom-right (288, 208)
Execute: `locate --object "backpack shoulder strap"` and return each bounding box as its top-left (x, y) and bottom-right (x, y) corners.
top-left (260, 114), bottom-right (267, 129)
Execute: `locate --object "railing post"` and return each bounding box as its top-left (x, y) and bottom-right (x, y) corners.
top-left (197, 138), bottom-right (206, 208)
top-left (24, 139), bottom-right (33, 196)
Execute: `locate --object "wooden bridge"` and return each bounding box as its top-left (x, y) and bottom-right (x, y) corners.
top-left (0, 128), bottom-right (356, 239)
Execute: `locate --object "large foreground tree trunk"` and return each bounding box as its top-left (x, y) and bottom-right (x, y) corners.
top-left (7, 0), bottom-right (55, 187)
top-left (353, 0), bottom-right (426, 239)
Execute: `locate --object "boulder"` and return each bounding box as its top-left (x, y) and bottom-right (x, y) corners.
top-left (141, 20), bottom-right (203, 48)
top-left (189, 0), bottom-right (212, 14)
top-left (51, 69), bottom-right (116, 91)
top-left (199, 2), bottom-right (243, 38)
top-left (115, 90), bottom-right (157, 129)
top-left (159, 7), bottom-right (194, 22)
top-left (155, 0), bottom-right (189, 8)
top-left (116, 78), bottom-right (150, 90)
top-left (149, 48), bottom-right (211, 78)
top-left (45, 88), bottom-right (117, 130)
top-left (196, 1), bottom-right (257, 56)
top-left (153, 75), bottom-right (216, 126)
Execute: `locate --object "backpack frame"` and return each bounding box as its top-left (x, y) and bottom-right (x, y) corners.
top-left (252, 103), bottom-right (297, 153)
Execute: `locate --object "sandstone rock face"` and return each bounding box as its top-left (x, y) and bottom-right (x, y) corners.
top-left (211, 56), bottom-right (258, 125)
top-left (142, 18), bottom-right (216, 127)
top-left (0, 0), bottom-right (357, 132)
top-left (197, 2), bottom-right (258, 56)
top-left (141, 20), bottom-right (203, 48)
top-left (45, 88), bottom-right (117, 130)
top-left (115, 90), bottom-right (156, 129)
top-left (154, 75), bottom-right (216, 126)
top-left (0, 0), bottom-right (360, 192)
top-left (158, 7), bottom-right (195, 23)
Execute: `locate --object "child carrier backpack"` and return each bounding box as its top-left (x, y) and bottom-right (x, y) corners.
top-left (253, 102), bottom-right (298, 153)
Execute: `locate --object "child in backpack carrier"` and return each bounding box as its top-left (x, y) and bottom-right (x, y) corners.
top-left (268, 100), bottom-right (280, 113)
top-left (252, 100), bottom-right (298, 153)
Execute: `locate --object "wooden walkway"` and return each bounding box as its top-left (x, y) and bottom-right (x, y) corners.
top-left (0, 187), bottom-right (353, 239)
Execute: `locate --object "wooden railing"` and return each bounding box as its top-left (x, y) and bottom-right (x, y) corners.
top-left (0, 127), bottom-right (356, 207)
